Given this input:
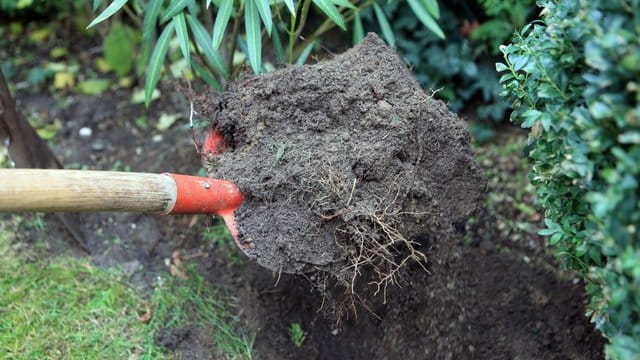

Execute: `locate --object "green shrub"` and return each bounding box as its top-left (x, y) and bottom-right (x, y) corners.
top-left (498, 0), bottom-right (640, 356)
top-left (366, 0), bottom-right (535, 121)
top-left (0, 0), bottom-right (82, 17)
top-left (90, 0), bottom-right (444, 105)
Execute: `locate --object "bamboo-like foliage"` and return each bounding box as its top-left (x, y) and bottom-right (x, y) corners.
top-left (88, 0), bottom-right (443, 105)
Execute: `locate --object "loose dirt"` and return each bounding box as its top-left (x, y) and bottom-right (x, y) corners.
top-left (198, 34), bottom-right (485, 292)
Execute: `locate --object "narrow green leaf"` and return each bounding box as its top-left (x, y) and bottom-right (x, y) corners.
top-left (312, 0), bottom-right (345, 30)
top-left (254, 0), bottom-right (273, 35)
top-left (160, 0), bottom-right (189, 23)
top-left (139, 1), bottom-right (162, 75)
top-left (295, 42), bottom-right (315, 65)
top-left (187, 0), bottom-right (198, 14)
top-left (92, 0), bottom-right (103, 11)
top-left (352, 10), bottom-right (363, 45)
top-left (142, 0), bottom-right (162, 39)
top-left (407, 0), bottom-right (444, 39)
top-left (191, 61), bottom-right (222, 90)
top-left (173, 13), bottom-right (191, 65)
top-left (186, 14), bottom-right (228, 76)
top-left (272, 24), bottom-right (286, 64)
top-left (373, 3), bottom-right (394, 47)
top-left (329, 0), bottom-right (355, 9)
top-left (206, 0), bottom-right (213, 7)
top-left (138, 35), bottom-right (153, 76)
top-left (212, 0), bottom-right (234, 49)
top-left (145, 22), bottom-right (175, 106)
top-left (87, 0), bottom-right (129, 28)
top-left (420, 0), bottom-right (439, 19)
top-left (245, 0), bottom-right (262, 73)
top-left (237, 35), bottom-right (249, 57)
top-left (284, 0), bottom-right (295, 16)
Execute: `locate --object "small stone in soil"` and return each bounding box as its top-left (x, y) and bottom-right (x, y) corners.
top-left (90, 139), bottom-right (106, 152)
top-left (79, 127), bottom-right (92, 137)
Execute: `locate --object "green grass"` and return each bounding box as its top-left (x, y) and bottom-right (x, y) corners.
top-left (288, 323), bottom-right (306, 348)
top-left (147, 267), bottom-right (254, 359)
top-left (0, 222), bottom-right (253, 359)
top-left (202, 222), bottom-right (245, 266)
top-left (0, 229), bottom-right (164, 359)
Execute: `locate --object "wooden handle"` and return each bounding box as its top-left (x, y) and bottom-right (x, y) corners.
top-left (0, 169), bottom-right (177, 213)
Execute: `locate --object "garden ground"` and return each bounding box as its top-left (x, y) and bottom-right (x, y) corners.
top-left (0, 22), bottom-right (605, 359)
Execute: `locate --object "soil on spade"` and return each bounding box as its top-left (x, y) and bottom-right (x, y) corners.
top-left (198, 34), bottom-right (485, 294)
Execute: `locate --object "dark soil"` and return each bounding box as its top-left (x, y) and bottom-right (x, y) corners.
top-left (5, 27), bottom-right (605, 359)
top-left (208, 130), bottom-right (605, 360)
top-left (198, 34), bottom-right (485, 297)
top-left (156, 325), bottom-right (223, 359)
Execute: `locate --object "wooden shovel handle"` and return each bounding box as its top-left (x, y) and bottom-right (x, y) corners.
top-left (0, 169), bottom-right (242, 215)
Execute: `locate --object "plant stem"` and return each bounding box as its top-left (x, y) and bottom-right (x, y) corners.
top-left (122, 4), bottom-right (143, 28)
top-left (202, 0), bottom-right (214, 31)
top-left (192, 38), bottom-right (225, 86)
top-left (292, 0), bottom-right (371, 59)
top-left (286, 3), bottom-right (299, 63)
top-left (288, 0), bottom-right (312, 63)
top-left (227, 5), bottom-right (244, 77)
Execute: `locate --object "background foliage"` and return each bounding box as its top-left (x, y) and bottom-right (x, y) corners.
top-left (499, 0), bottom-right (640, 357)
top-left (3, 0), bottom-right (533, 124)
top-left (366, 0), bottom-right (535, 121)
top-left (89, 0), bottom-right (443, 105)
top-left (0, 0), bottom-right (84, 16)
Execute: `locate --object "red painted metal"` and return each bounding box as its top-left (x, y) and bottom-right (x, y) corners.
top-left (221, 212), bottom-right (242, 248)
top-left (194, 127), bottom-right (245, 246)
top-left (165, 173), bottom-right (243, 216)
top-left (203, 128), bottom-right (225, 155)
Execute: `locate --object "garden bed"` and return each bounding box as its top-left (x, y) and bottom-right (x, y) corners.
top-left (2, 27), bottom-right (604, 359)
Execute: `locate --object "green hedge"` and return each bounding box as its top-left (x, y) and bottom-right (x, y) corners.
top-left (498, 0), bottom-right (640, 357)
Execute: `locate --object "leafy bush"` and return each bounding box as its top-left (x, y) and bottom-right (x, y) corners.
top-left (498, 0), bottom-right (640, 356)
top-left (90, 0), bottom-right (443, 105)
top-left (0, 0), bottom-right (83, 17)
top-left (366, 0), bottom-right (535, 121)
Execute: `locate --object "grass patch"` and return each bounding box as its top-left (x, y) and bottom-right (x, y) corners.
top-left (0, 229), bottom-right (165, 359)
top-left (147, 267), bottom-right (254, 359)
top-left (0, 222), bottom-right (253, 359)
top-left (202, 222), bottom-right (245, 266)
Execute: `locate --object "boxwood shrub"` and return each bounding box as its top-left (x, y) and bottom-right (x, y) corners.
top-left (498, 0), bottom-right (640, 357)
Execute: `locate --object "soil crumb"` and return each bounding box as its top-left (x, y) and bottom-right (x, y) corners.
top-left (200, 33), bottom-right (485, 287)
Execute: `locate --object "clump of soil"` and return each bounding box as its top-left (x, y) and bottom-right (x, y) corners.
top-left (199, 33), bottom-right (485, 289)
